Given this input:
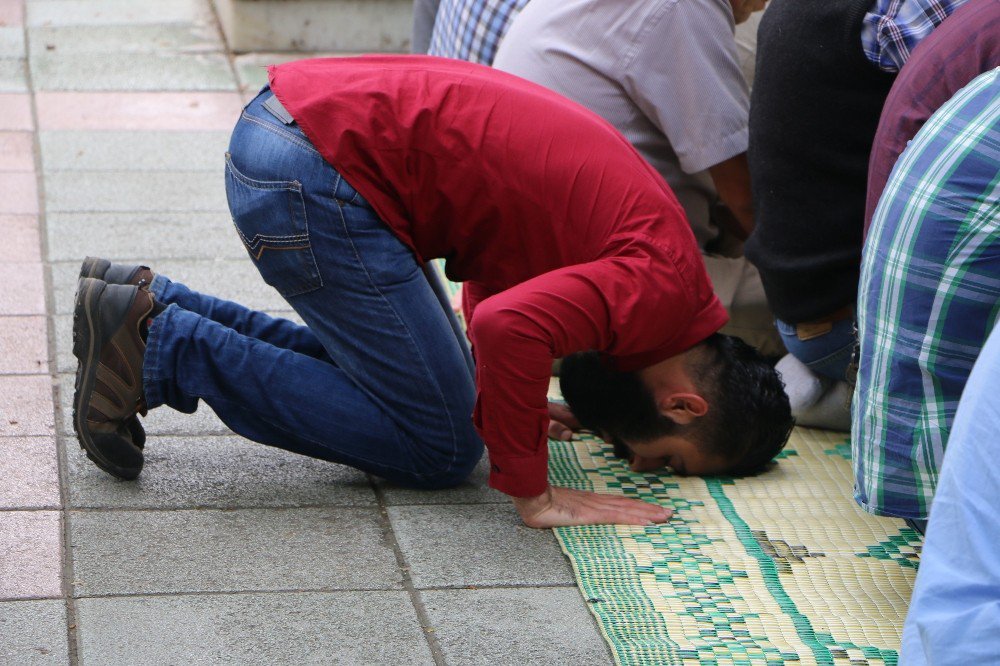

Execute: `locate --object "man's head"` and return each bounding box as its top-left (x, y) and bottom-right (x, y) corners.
top-left (559, 333), bottom-right (793, 476)
top-left (730, 0), bottom-right (768, 24)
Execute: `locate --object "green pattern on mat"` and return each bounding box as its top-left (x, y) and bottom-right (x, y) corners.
top-left (857, 531), bottom-right (922, 570)
top-left (705, 479), bottom-right (898, 665)
top-left (824, 441), bottom-right (853, 460)
top-left (549, 433), bottom-right (914, 665)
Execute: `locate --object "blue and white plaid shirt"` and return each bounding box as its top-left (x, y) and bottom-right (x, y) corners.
top-left (852, 68), bottom-right (1000, 521)
top-left (861, 0), bottom-right (970, 72)
top-left (428, 0), bottom-right (531, 65)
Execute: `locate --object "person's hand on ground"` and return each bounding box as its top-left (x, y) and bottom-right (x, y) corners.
top-left (512, 485), bottom-right (673, 528)
top-left (547, 401), bottom-right (581, 441)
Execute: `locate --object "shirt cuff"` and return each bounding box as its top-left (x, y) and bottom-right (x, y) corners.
top-left (487, 449), bottom-right (550, 498)
top-left (678, 125), bottom-right (748, 175)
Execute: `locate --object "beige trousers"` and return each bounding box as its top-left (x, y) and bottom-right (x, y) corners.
top-left (703, 253), bottom-right (785, 358)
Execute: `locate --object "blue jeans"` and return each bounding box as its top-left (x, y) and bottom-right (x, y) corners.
top-left (141, 87), bottom-right (483, 489)
top-left (775, 317), bottom-right (855, 382)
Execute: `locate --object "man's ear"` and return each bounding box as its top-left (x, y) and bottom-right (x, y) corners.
top-left (657, 392), bottom-right (709, 425)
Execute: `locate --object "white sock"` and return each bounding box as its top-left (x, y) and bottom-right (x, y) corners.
top-left (775, 354), bottom-right (852, 431)
top-left (775, 353), bottom-right (824, 411)
top-left (795, 380), bottom-right (852, 432)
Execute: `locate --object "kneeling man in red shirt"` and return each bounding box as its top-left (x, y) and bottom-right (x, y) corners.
top-left (71, 56), bottom-right (792, 528)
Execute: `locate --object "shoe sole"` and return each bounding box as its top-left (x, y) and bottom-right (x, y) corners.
top-left (72, 278), bottom-right (140, 480)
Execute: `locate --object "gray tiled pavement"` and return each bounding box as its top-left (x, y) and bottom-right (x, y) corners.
top-left (0, 0), bottom-right (613, 663)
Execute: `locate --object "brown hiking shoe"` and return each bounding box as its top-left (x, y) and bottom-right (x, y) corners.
top-left (73, 277), bottom-right (154, 479)
top-left (79, 256), bottom-right (155, 289)
top-left (78, 257), bottom-right (156, 449)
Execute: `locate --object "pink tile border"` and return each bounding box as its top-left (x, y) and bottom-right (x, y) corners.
top-left (0, 132), bottom-right (35, 172)
top-left (0, 172), bottom-right (38, 215)
top-left (0, 374), bottom-right (56, 436)
top-left (0, 214), bottom-right (40, 262)
top-left (0, 437), bottom-right (60, 509)
top-left (0, 316), bottom-right (47, 374)
top-left (0, 262), bottom-right (44, 314)
top-left (0, 94), bottom-right (32, 131)
top-left (0, 0), bottom-right (24, 28)
top-left (36, 91), bottom-right (245, 131)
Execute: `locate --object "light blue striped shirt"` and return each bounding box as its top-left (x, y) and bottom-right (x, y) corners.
top-left (901, 197), bottom-right (1000, 663)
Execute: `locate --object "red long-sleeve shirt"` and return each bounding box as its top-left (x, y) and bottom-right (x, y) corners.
top-left (269, 56), bottom-right (727, 497)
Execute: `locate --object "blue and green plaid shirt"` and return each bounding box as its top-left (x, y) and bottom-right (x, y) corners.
top-left (428, 0), bottom-right (531, 65)
top-left (853, 67), bottom-right (1000, 520)
top-left (861, 0), bottom-right (970, 72)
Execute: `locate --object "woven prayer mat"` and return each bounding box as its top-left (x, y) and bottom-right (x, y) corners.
top-left (548, 428), bottom-right (920, 666)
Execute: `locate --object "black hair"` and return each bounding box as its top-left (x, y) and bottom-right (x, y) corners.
top-left (559, 334), bottom-right (793, 475)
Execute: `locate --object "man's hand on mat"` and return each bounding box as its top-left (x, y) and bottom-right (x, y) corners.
top-left (513, 486), bottom-right (673, 528)
top-left (547, 401), bottom-right (581, 441)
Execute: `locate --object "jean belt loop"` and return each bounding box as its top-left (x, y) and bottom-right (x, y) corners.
top-left (262, 95), bottom-right (296, 125)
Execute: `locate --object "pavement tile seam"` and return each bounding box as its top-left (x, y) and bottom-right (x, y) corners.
top-left (415, 582), bottom-right (580, 591)
top-left (62, 503), bottom-right (380, 513)
top-left (29, 51), bottom-right (239, 93)
top-left (370, 484), bottom-right (447, 662)
top-left (25, 0), bottom-right (216, 30)
top-left (70, 586), bottom-right (412, 601)
top-left (35, 79), bottom-right (85, 663)
top-left (0, 592), bottom-right (62, 602)
top-left (65, 583), bottom-right (584, 602)
top-left (53, 428), bottom-right (83, 665)
top-left (64, 506), bottom-right (376, 518)
top-left (27, 24), bottom-right (225, 57)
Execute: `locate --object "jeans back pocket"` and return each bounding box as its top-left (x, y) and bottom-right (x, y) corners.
top-left (225, 152), bottom-right (323, 298)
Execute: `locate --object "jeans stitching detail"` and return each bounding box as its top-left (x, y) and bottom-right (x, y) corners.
top-left (225, 152), bottom-right (302, 191)
top-left (225, 153), bottom-right (323, 295)
top-left (294, 175), bottom-right (324, 290)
